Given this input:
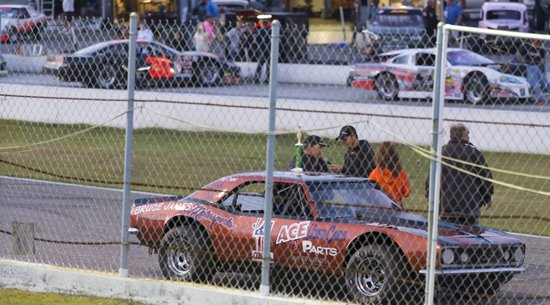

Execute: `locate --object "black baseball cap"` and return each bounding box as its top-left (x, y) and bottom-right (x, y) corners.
top-left (335, 125), bottom-right (357, 140)
top-left (303, 135), bottom-right (328, 147)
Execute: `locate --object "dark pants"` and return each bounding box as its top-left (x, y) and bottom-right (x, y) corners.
top-left (255, 54), bottom-right (270, 82)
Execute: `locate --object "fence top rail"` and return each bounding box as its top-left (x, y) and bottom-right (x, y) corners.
top-left (442, 23), bottom-right (550, 41)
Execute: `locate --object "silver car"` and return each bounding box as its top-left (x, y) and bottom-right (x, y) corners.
top-left (362, 7), bottom-right (425, 55)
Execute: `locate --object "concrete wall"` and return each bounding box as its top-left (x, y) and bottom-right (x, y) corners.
top-left (1, 83), bottom-right (549, 154)
top-left (0, 259), bottom-right (327, 305)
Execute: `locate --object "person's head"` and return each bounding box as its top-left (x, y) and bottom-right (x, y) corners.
top-left (449, 123), bottom-right (470, 142)
top-left (533, 39), bottom-right (543, 48)
top-left (303, 135), bottom-right (328, 158)
top-left (375, 142), bottom-right (402, 176)
top-left (139, 21), bottom-right (148, 30)
top-left (445, 0), bottom-right (455, 6)
top-left (196, 23), bottom-right (204, 32)
top-left (427, 0), bottom-right (435, 6)
top-left (236, 20), bottom-right (244, 28)
top-left (260, 19), bottom-right (269, 28)
top-left (335, 125), bottom-right (359, 149)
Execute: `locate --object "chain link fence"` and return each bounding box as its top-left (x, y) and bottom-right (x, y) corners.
top-left (1, 12), bottom-right (550, 305)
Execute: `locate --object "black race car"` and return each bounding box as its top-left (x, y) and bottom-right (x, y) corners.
top-left (44, 39), bottom-right (242, 89)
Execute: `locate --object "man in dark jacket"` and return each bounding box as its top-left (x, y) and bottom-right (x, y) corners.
top-left (426, 123), bottom-right (494, 225)
top-left (288, 135), bottom-right (330, 172)
top-left (330, 125), bottom-right (376, 178)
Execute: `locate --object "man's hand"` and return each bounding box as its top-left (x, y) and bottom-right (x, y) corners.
top-left (329, 164), bottom-right (343, 173)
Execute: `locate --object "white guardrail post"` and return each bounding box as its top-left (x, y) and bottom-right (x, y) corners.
top-left (424, 21), bottom-right (447, 305)
top-left (119, 12), bottom-right (138, 277)
top-left (260, 19), bottom-right (280, 296)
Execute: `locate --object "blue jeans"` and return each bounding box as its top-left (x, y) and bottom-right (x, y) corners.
top-left (527, 65), bottom-right (546, 100)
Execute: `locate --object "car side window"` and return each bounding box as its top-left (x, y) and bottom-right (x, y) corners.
top-left (222, 181), bottom-right (265, 214)
top-left (273, 182), bottom-right (313, 219)
top-left (416, 54), bottom-right (435, 67)
top-left (392, 55), bottom-right (408, 65)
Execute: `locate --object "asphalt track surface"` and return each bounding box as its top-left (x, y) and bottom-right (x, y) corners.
top-left (1, 176), bottom-right (550, 304)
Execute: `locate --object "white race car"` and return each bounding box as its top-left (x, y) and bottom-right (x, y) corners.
top-left (348, 48), bottom-right (531, 104)
top-left (0, 4), bottom-right (46, 43)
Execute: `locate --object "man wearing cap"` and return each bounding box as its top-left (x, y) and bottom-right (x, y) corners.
top-left (288, 135), bottom-right (330, 172)
top-left (330, 125), bottom-right (376, 178)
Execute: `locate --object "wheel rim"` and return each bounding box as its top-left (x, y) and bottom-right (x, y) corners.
top-left (98, 65), bottom-right (117, 88)
top-left (353, 256), bottom-right (387, 297)
top-left (377, 74), bottom-right (397, 100)
top-left (166, 237), bottom-right (193, 276)
top-left (200, 64), bottom-right (219, 85)
top-left (465, 76), bottom-right (485, 104)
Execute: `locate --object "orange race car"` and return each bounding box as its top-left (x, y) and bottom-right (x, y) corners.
top-left (130, 171), bottom-right (525, 304)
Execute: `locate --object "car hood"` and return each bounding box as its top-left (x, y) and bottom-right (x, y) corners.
top-left (367, 24), bottom-right (424, 35)
top-left (483, 20), bottom-right (523, 29)
top-left (0, 18), bottom-right (16, 30)
top-left (353, 208), bottom-right (521, 245)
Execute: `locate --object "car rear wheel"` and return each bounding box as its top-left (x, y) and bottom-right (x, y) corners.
top-left (96, 64), bottom-right (119, 89)
top-left (195, 60), bottom-right (221, 87)
top-left (464, 73), bottom-right (489, 104)
top-left (376, 73), bottom-right (399, 101)
top-left (158, 225), bottom-right (216, 283)
top-left (345, 244), bottom-right (409, 305)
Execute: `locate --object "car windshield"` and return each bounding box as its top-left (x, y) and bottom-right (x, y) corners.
top-left (306, 180), bottom-right (398, 219)
top-left (372, 9), bottom-right (423, 27)
top-left (447, 50), bottom-right (494, 66)
top-left (487, 10), bottom-right (521, 20)
top-left (74, 41), bottom-right (117, 55)
top-left (0, 8), bottom-right (18, 18)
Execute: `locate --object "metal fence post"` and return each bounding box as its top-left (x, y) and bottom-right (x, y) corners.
top-left (424, 22), bottom-right (448, 305)
top-left (119, 12), bottom-right (138, 278)
top-left (260, 19), bottom-right (280, 297)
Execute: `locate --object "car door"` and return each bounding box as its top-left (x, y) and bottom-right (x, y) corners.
top-left (411, 52), bottom-right (436, 92)
top-left (269, 181), bottom-right (316, 268)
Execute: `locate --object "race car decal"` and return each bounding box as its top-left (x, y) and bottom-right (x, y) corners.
top-left (306, 224), bottom-right (347, 245)
top-left (145, 56), bottom-right (173, 79)
top-left (187, 205), bottom-right (235, 229)
top-left (276, 221), bottom-right (310, 244)
top-left (302, 240), bottom-right (338, 256)
top-left (252, 218), bottom-right (274, 259)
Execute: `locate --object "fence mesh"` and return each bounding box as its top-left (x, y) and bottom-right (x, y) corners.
top-left (1, 13), bottom-right (550, 305)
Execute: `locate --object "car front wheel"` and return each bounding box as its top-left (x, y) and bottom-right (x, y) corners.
top-left (158, 225), bottom-right (216, 283)
top-left (345, 244), bottom-right (409, 305)
top-left (464, 73), bottom-right (489, 104)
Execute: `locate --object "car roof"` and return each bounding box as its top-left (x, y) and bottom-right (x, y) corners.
top-left (482, 1), bottom-right (527, 10)
top-left (0, 4), bottom-right (30, 8)
top-left (376, 6), bottom-right (423, 12)
top-left (228, 171), bottom-right (369, 183)
top-left (380, 47), bottom-right (466, 57)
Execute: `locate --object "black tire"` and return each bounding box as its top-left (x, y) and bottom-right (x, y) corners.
top-left (95, 64), bottom-right (119, 89)
top-left (158, 225), bottom-right (216, 283)
top-left (345, 244), bottom-right (410, 305)
top-left (375, 73), bottom-right (399, 101)
top-left (464, 73), bottom-right (489, 104)
top-left (195, 59), bottom-right (221, 87)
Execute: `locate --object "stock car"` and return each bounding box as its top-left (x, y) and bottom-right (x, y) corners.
top-left (129, 171), bottom-right (526, 304)
top-left (0, 4), bottom-right (46, 43)
top-left (44, 40), bottom-right (241, 89)
top-left (348, 48), bottom-right (531, 104)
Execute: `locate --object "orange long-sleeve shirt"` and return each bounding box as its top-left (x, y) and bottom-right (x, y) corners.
top-left (369, 167), bottom-right (411, 206)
